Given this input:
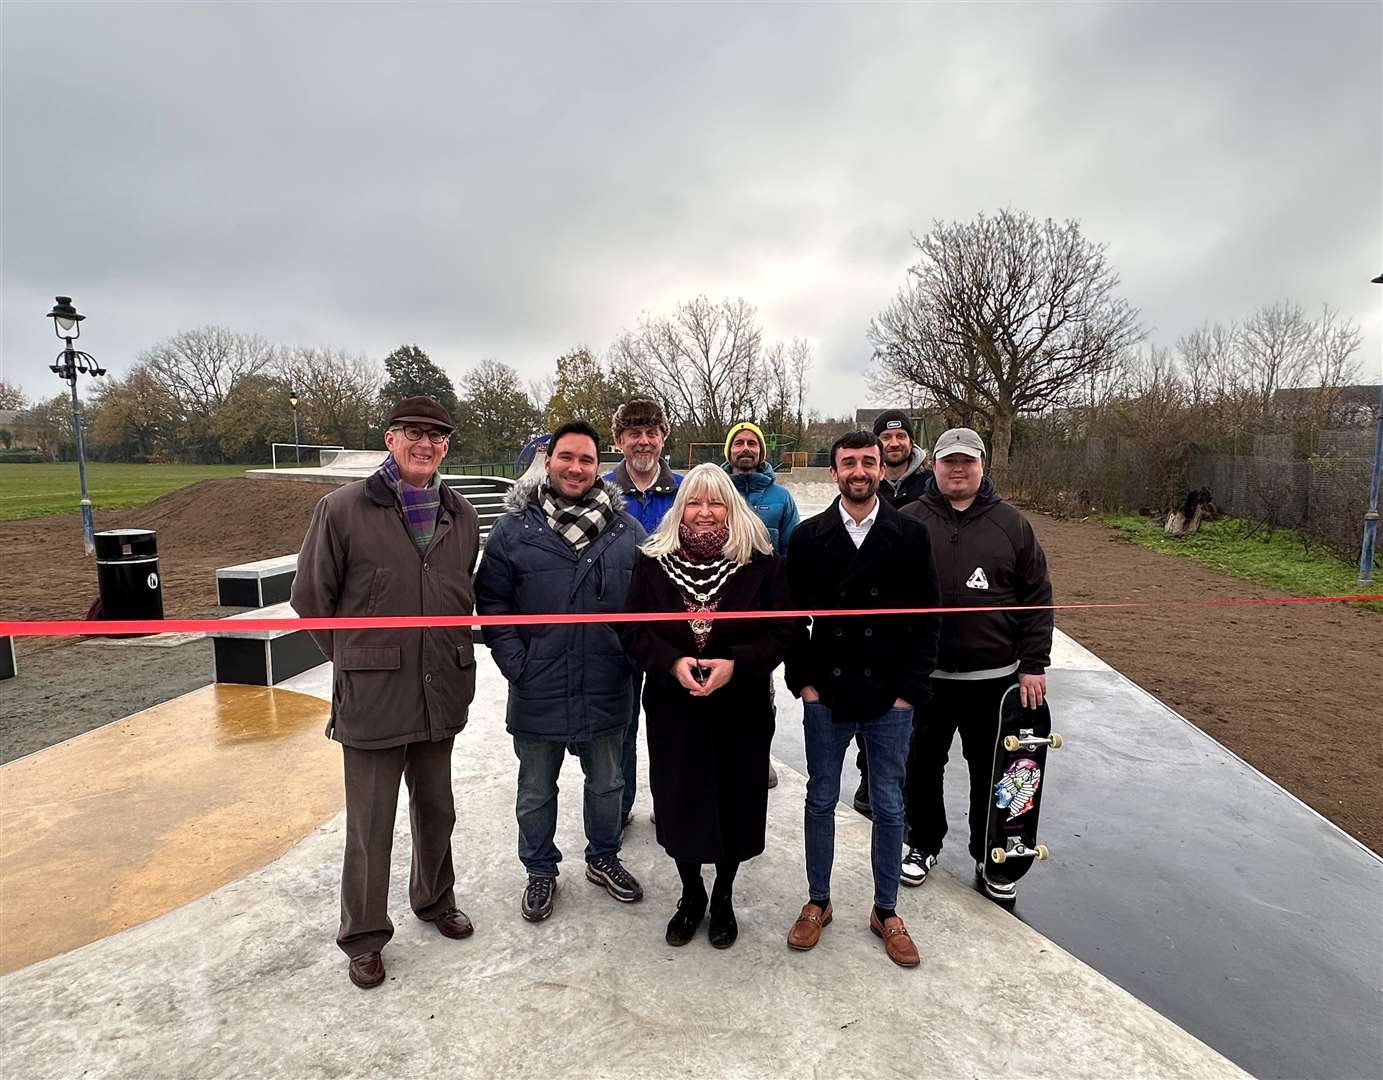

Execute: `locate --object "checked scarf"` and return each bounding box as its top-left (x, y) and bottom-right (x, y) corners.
top-left (540, 477), bottom-right (618, 553)
top-left (378, 455), bottom-right (442, 557)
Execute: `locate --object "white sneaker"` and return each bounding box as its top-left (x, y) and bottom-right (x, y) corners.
top-left (900, 847), bottom-right (937, 887)
top-left (976, 861), bottom-right (1016, 901)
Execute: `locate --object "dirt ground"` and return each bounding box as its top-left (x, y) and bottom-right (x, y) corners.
top-left (1, 476), bottom-right (1379, 851)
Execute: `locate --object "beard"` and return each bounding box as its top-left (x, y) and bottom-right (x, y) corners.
top-left (628, 450), bottom-right (658, 474)
top-left (883, 444), bottom-right (911, 465)
top-left (840, 476), bottom-right (878, 505)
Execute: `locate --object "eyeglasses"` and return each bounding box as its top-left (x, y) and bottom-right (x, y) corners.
top-left (393, 425), bottom-right (450, 445)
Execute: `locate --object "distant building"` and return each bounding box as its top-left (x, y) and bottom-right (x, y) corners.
top-left (1271, 385), bottom-right (1381, 427)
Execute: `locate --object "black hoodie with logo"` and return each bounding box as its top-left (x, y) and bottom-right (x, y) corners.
top-left (900, 475), bottom-right (1053, 675)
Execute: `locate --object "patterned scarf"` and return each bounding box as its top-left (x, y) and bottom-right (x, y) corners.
top-left (539, 477), bottom-right (618, 553)
top-left (658, 527), bottom-right (740, 652)
top-left (378, 455), bottom-right (442, 557)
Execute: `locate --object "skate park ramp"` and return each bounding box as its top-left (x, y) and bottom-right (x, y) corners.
top-left (0, 656), bottom-right (1243, 1079)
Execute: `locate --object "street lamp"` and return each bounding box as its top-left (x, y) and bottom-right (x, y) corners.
top-left (46, 296), bottom-right (105, 555)
top-left (288, 389), bottom-right (301, 464)
top-left (1359, 273), bottom-right (1383, 585)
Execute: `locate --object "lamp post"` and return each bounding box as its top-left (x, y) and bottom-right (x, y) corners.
top-left (46, 297), bottom-right (105, 555)
top-left (1359, 273), bottom-right (1383, 585)
top-left (288, 389), bottom-right (301, 463)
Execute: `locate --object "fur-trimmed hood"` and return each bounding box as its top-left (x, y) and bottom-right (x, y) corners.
top-left (503, 470), bottom-right (627, 517)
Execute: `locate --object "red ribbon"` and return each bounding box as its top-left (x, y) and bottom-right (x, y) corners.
top-left (1, 594), bottom-right (1379, 638)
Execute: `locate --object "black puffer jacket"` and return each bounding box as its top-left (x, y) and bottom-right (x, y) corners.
top-left (901, 475), bottom-right (1053, 675)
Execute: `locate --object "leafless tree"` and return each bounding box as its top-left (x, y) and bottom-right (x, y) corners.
top-left (1310, 304), bottom-right (1364, 428)
top-left (141, 326), bottom-right (278, 428)
top-left (609, 296), bottom-right (763, 440)
top-left (278, 346), bottom-right (382, 448)
top-left (1237, 300), bottom-right (1317, 418)
top-left (868, 209), bottom-right (1142, 484)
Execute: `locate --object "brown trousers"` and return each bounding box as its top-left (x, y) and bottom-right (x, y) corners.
top-left (338, 736), bottom-right (457, 957)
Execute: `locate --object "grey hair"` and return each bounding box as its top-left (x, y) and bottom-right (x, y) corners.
top-left (641, 462), bottom-right (773, 564)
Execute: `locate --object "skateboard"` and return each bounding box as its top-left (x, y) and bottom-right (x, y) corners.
top-left (981, 683), bottom-right (1062, 897)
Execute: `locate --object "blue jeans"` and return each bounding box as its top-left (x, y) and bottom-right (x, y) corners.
top-left (620, 670), bottom-right (643, 818)
top-left (513, 729), bottom-right (624, 878)
top-left (803, 701), bottom-right (913, 909)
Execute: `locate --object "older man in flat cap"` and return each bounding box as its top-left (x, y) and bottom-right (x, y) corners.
top-left (292, 395), bottom-right (481, 989)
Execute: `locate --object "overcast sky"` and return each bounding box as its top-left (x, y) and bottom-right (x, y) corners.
top-left (3, 2), bottom-right (1379, 421)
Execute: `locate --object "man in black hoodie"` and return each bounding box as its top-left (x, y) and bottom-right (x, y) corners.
top-left (899, 427), bottom-right (1053, 902)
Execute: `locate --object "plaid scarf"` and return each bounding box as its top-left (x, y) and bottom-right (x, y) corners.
top-left (378, 455), bottom-right (442, 557)
top-left (539, 477), bottom-right (618, 553)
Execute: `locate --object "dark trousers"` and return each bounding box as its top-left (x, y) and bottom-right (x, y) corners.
top-left (904, 675), bottom-right (1015, 861)
top-left (514, 729), bottom-right (624, 878)
top-left (338, 736), bottom-right (457, 958)
top-left (620, 670), bottom-right (644, 818)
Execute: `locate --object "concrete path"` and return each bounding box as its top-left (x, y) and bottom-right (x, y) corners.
top-left (0, 657), bottom-right (1241, 1080)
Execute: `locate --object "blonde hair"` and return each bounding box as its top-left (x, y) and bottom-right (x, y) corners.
top-left (641, 462), bottom-right (773, 564)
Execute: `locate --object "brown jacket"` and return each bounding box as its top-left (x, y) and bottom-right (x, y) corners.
top-left (291, 470), bottom-right (481, 749)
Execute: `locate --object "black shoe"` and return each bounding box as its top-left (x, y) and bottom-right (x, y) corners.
top-left (586, 854), bottom-right (644, 903)
top-left (521, 875), bottom-right (557, 922)
top-left (852, 780), bottom-right (872, 819)
top-left (665, 894), bottom-right (708, 946)
top-left (708, 896), bottom-right (738, 949)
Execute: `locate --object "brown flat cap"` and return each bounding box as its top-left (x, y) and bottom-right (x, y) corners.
top-left (388, 395), bottom-right (454, 432)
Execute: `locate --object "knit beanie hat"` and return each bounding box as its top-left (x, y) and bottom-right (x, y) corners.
top-left (723, 420), bottom-right (767, 462)
top-left (872, 410), bottom-right (915, 441)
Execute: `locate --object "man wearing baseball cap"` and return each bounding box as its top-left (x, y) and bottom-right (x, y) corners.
top-left (898, 427), bottom-right (1053, 903)
top-left (292, 395), bottom-right (481, 988)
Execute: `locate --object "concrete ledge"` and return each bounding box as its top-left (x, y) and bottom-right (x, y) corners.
top-left (211, 603), bottom-right (324, 685)
top-left (215, 554), bottom-right (298, 608)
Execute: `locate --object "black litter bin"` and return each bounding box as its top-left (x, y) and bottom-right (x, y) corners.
top-left (94, 529), bottom-right (164, 621)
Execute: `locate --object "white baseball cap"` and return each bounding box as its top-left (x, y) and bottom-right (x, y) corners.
top-left (932, 427), bottom-right (986, 459)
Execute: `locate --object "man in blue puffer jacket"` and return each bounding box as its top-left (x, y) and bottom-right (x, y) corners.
top-left (722, 420), bottom-right (800, 556)
top-left (475, 420), bottom-right (647, 924)
top-left (723, 419), bottom-right (801, 790)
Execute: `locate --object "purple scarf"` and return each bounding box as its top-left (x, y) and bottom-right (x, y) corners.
top-left (378, 456), bottom-right (441, 557)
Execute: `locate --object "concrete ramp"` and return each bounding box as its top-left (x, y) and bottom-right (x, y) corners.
top-left (0, 658), bottom-right (1243, 1079)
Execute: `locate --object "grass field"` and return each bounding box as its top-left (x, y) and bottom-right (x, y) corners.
top-left (0, 464), bottom-right (252, 520)
top-left (1105, 514), bottom-right (1382, 611)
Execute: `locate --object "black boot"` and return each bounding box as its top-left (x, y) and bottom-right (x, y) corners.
top-left (708, 894), bottom-right (738, 949)
top-left (665, 893), bottom-right (707, 946)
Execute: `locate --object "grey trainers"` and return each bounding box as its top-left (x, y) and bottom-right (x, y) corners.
top-left (900, 847), bottom-right (937, 887)
top-left (976, 861), bottom-right (1017, 902)
top-left (521, 875), bottom-right (557, 922)
top-left (586, 854), bottom-right (644, 903)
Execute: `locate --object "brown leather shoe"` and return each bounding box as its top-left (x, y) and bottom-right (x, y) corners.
top-left (429, 908), bottom-right (474, 940)
top-left (869, 909), bottom-right (920, 968)
top-left (348, 951), bottom-right (385, 989)
top-left (787, 901), bottom-right (833, 951)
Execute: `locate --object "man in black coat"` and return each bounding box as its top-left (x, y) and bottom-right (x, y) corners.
top-left (898, 427), bottom-right (1053, 903)
top-left (783, 431), bottom-right (941, 968)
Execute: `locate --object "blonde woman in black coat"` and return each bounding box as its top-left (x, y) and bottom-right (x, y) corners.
top-left (619, 463), bottom-right (806, 949)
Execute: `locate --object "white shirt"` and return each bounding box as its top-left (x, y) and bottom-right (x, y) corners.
top-left (838, 497), bottom-right (879, 549)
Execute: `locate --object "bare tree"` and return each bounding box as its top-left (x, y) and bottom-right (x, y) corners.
top-left (609, 296), bottom-right (763, 440)
top-left (1237, 300), bottom-right (1316, 417)
top-left (279, 347), bottom-right (382, 448)
top-left (0, 381), bottom-right (28, 410)
top-left (1310, 304), bottom-right (1364, 428)
top-left (868, 210), bottom-right (1142, 484)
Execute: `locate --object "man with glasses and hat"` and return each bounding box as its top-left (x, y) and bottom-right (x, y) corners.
top-left (292, 395), bottom-right (481, 989)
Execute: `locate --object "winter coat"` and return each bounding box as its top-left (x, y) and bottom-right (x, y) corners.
top-left (878, 445), bottom-right (931, 509)
top-left (901, 475), bottom-right (1053, 675)
top-left (603, 460), bottom-right (681, 534)
top-left (723, 461), bottom-right (800, 555)
top-left (784, 497), bottom-right (942, 723)
top-left (619, 552), bottom-right (806, 862)
top-left (474, 475), bottom-right (646, 743)
top-left (290, 471), bottom-right (481, 750)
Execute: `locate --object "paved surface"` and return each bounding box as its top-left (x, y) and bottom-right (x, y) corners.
top-left (770, 631), bottom-right (1383, 1080)
top-left (0, 657), bottom-right (1241, 1080)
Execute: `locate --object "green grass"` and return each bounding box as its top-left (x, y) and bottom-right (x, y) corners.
top-left (1104, 513), bottom-right (1382, 612)
top-left (0, 463), bottom-right (252, 520)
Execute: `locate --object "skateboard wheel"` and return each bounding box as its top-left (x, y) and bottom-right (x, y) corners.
top-left (1003, 735), bottom-right (1020, 752)
top-left (1049, 733), bottom-right (1063, 749)
top-left (990, 847), bottom-right (1007, 864)
top-left (1035, 844), bottom-right (1049, 860)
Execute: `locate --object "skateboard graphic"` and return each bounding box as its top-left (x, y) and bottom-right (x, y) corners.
top-left (981, 683), bottom-right (1062, 898)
